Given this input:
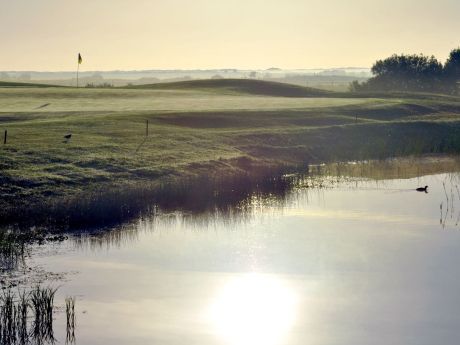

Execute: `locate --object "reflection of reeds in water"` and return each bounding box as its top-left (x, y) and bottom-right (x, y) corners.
top-left (439, 173), bottom-right (460, 230)
top-left (0, 287), bottom-right (76, 345)
top-left (0, 289), bottom-right (30, 344)
top-left (5, 165), bottom-right (296, 230)
top-left (7, 156), bottom-right (460, 235)
top-left (73, 225), bottom-right (139, 252)
top-left (0, 230), bottom-right (26, 273)
top-left (70, 175), bottom-right (335, 251)
top-left (30, 286), bottom-right (56, 344)
top-left (65, 297), bottom-right (76, 345)
top-left (17, 290), bottom-right (29, 344)
top-left (69, 172), bottom-right (300, 249)
top-left (68, 158), bottom-right (460, 250)
top-left (0, 289), bottom-right (16, 343)
top-left (7, 156), bottom-right (460, 250)
top-left (312, 156), bottom-right (460, 181)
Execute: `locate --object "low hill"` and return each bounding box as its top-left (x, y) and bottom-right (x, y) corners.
top-left (129, 78), bottom-right (334, 97)
top-left (0, 80), bottom-right (60, 88)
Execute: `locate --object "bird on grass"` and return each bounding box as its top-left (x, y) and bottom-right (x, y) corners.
top-left (35, 103), bottom-right (51, 109)
top-left (416, 185), bottom-right (428, 193)
top-left (63, 133), bottom-right (72, 143)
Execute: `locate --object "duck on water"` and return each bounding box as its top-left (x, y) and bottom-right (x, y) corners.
top-left (416, 186), bottom-right (428, 193)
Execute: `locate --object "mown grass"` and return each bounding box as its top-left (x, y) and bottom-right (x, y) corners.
top-left (1, 79), bottom-right (460, 229)
top-left (0, 81), bottom-right (61, 88)
top-left (128, 78), bottom-right (334, 97)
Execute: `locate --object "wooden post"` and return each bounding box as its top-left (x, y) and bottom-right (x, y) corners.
top-left (146, 120), bottom-right (149, 137)
top-left (3, 130), bottom-right (6, 144)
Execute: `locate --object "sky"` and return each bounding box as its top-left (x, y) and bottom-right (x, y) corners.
top-left (1, 0), bottom-right (460, 71)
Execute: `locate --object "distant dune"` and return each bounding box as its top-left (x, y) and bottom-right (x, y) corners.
top-left (130, 78), bottom-right (334, 98)
top-left (0, 80), bottom-right (59, 88)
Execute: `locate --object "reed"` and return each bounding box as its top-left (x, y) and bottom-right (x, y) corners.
top-left (65, 297), bottom-right (76, 344)
top-left (17, 290), bottom-right (29, 344)
top-left (1, 162), bottom-right (298, 231)
top-left (30, 286), bottom-right (57, 343)
top-left (0, 230), bottom-right (26, 272)
top-left (0, 289), bottom-right (16, 343)
top-left (0, 286), bottom-right (74, 345)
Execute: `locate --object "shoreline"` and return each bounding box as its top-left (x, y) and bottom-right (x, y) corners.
top-left (2, 81), bottom-right (460, 232)
top-left (2, 152), bottom-right (460, 232)
top-left (1, 153), bottom-right (460, 289)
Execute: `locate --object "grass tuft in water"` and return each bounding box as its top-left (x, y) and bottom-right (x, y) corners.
top-left (0, 286), bottom-right (74, 345)
top-left (30, 286), bottom-right (57, 344)
top-left (65, 296), bottom-right (76, 344)
top-left (0, 230), bottom-right (26, 273)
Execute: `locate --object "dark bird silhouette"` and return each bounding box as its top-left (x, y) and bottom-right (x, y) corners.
top-left (416, 185), bottom-right (428, 193)
top-left (63, 133), bottom-right (72, 143)
top-left (35, 103), bottom-right (51, 109)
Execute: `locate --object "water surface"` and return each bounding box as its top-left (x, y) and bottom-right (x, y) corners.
top-left (16, 159), bottom-right (460, 344)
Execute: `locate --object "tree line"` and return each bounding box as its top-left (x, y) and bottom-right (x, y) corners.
top-left (350, 48), bottom-right (460, 94)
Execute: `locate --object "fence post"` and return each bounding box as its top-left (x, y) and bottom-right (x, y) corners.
top-left (3, 130), bottom-right (6, 144)
top-left (146, 120), bottom-right (149, 137)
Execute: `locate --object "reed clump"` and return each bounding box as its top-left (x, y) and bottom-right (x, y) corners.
top-left (65, 297), bottom-right (76, 344)
top-left (2, 162), bottom-right (298, 232)
top-left (30, 286), bottom-right (56, 343)
top-left (0, 230), bottom-right (26, 273)
top-left (0, 286), bottom-right (76, 345)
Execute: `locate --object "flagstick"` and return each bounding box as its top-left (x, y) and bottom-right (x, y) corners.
top-left (76, 61), bottom-right (80, 88)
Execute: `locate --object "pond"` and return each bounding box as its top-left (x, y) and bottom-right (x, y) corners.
top-left (3, 157), bottom-right (460, 345)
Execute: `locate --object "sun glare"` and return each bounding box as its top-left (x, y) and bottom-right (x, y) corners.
top-left (209, 274), bottom-right (298, 345)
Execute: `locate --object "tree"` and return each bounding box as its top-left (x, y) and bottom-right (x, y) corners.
top-left (353, 53), bottom-right (445, 92)
top-left (350, 48), bottom-right (460, 94)
top-left (444, 48), bottom-right (460, 93)
top-left (370, 54), bottom-right (443, 91)
top-left (444, 48), bottom-right (460, 79)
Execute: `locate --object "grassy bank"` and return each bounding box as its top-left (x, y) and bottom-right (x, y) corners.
top-left (1, 79), bottom-right (460, 229)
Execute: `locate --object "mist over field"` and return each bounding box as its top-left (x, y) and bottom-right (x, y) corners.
top-left (1, 1), bottom-right (460, 345)
top-left (0, 68), bottom-right (371, 92)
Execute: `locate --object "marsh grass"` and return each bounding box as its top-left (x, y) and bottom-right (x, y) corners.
top-left (0, 287), bottom-right (74, 345)
top-left (0, 230), bottom-right (26, 272)
top-left (17, 290), bottom-right (28, 345)
top-left (30, 286), bottom-right (56, 344)
top-left (0, 289), bottom-right (17, 342)
top-left (3, 163), bottom-right (298, 231)
top-left (65, 297), bottom-right (75, 345)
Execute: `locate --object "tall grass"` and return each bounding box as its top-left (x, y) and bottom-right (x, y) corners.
top-left (65, 297), bottom-right (76, 344)
top-left (0, 230), bottom-right (25, 272)
top-left (30, 286), bottom-right (56, 344)
top-left (0, 287), bottom-right (75, 345)
top-left (2, 163), bottom-right (299, 232)
top-left (0, 289), bottom-right (16, 343)
top-left (17, 290), bottom-right (28, 345)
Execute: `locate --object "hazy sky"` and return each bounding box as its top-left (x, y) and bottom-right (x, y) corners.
top-left (1, 0), bottom-right (459, 71)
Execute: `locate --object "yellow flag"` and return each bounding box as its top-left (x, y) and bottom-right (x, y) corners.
top-left (78, 53), bottom-right (82, 64)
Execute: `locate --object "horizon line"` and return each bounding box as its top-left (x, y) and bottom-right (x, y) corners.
top-left (0, 67), bottom-right (371, 73)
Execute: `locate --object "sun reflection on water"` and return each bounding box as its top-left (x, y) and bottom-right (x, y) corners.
top-left (209, 274), bottom-right (298, 345)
